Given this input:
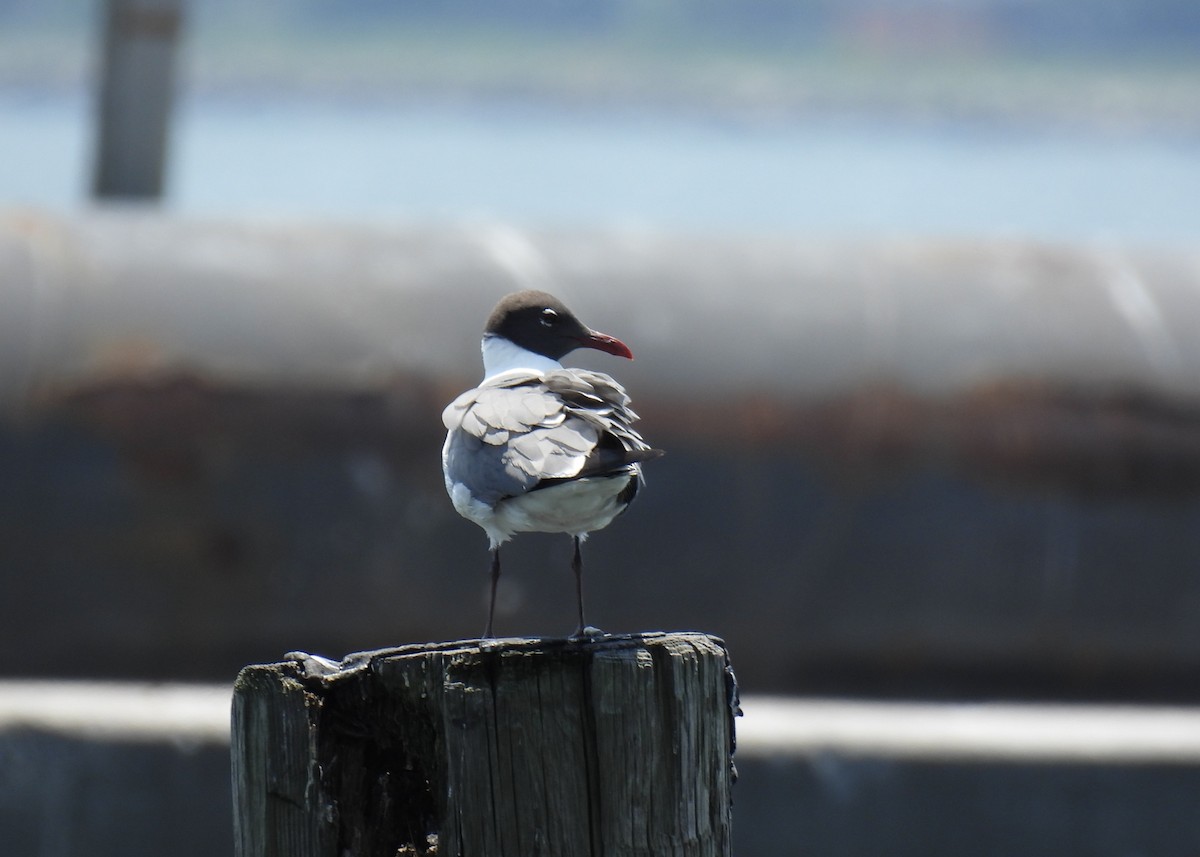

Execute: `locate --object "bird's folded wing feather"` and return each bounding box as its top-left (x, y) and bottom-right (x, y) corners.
top-left (442, 369), bottom-right (651, 506)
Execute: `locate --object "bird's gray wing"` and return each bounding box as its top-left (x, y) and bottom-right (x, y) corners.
top-left (540, 369), bottom-right (663, 479)
top-left (543, 369), bottom-right (659, 455)
top-left (442, 372), bottom-right (601, 507)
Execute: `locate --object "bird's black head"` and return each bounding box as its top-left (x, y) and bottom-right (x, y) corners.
top-left (484, 290), bottom-right (633, 361)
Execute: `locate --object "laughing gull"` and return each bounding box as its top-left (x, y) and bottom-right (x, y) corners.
top-left (442, 290), bottom-right (662, 638)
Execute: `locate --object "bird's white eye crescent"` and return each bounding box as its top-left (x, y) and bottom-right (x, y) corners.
top-left (540, 308), bottom-right (558, 327)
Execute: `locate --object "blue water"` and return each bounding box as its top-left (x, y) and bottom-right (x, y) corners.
top-left (3, 90), bottom-right (1199, 242)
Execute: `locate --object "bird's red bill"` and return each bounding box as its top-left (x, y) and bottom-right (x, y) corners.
top-left (582, 330), bottom-right (634, 360)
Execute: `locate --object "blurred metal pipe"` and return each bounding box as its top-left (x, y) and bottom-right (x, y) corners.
top-left (2, 209), bottom-right (1200, 407)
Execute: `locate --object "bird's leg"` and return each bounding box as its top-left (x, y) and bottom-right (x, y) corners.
top-left (570, 535), bottom-right (586, 638)
top-left (484, 546), bottom-right (500, 639)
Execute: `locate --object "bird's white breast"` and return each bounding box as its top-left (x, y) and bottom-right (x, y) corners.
top-left (445, 470), bottom-right (638, 549)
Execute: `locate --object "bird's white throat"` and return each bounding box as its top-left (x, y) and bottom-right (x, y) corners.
top-left (481, 334), bottom-right (563, 380)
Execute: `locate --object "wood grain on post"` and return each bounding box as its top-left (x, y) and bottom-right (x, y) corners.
top-left (232, 632), bottom-right (738, 857)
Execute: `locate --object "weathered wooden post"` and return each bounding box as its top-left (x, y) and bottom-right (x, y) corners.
top-left (232, 632), bottom-right (737, 857)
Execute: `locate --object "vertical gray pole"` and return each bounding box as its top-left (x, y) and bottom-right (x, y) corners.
top-left (92, 0), bottom-right (184, 200)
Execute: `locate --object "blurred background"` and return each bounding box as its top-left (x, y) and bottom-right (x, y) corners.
top-left (3, 1), bottom-right (1200, 855)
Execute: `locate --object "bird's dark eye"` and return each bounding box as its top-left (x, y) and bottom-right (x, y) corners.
top-left (540, 308), bottom-right (558, 327)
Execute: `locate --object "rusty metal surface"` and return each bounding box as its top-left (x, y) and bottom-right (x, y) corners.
top-left (3, 209), bottom-right (1200, 699)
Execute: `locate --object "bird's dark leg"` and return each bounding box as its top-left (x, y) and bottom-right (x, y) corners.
top-left (571, 535), bottom-right (586, 638)
top-left (484, 546), bottom-right (500, 639)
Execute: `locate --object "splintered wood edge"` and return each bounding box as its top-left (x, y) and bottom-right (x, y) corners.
top-left (264, 631), bottom-right (731, 687)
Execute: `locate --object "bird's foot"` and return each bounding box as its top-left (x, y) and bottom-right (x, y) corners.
top-left (568, 625), bottom-right (606, 641)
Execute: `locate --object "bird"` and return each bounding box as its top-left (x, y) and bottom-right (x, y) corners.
top-left (441, 289), bottom-right (662, 639)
